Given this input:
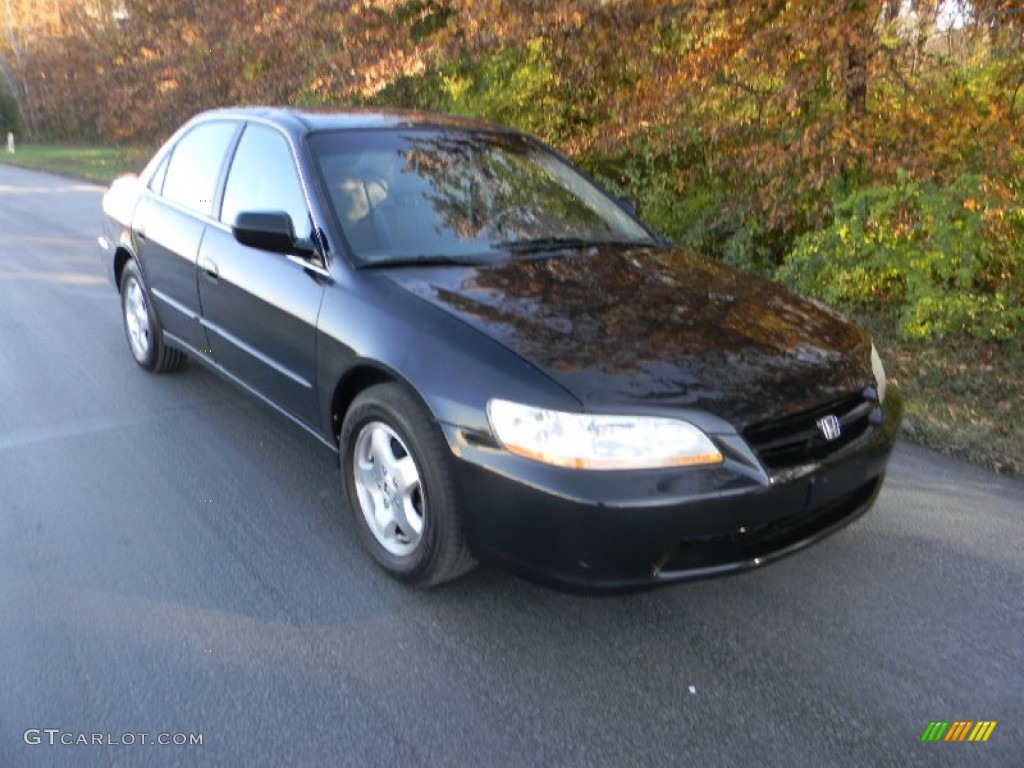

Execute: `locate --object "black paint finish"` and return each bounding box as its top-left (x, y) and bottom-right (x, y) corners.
top-left (384, 245), bottom-right (872, 428)
top-left (99, 106), bottom-right (902, 590)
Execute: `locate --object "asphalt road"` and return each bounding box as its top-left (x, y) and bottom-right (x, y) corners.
top-left (0, 163), bottom-right (1021, 768)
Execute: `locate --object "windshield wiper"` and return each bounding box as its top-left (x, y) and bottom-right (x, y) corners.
top-left (491, 236), bottom-right (594, 252)
top-left (361, 254), bottom-right (493, 269)
top-left (492, 236), bottom-right (659, 253)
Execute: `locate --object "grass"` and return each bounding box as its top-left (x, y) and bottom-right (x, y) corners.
top-left (0, 143), bottom-right (149, 185)
top-left (3, 144), bottom-right (1020, 478)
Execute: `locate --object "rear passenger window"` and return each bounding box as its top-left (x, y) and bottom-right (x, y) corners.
top-left (148, 154), bottom-right (170, 194)
top-left (161, 122), bottom-right (237, 217)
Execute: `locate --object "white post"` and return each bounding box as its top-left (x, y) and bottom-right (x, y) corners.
top-left (5, 132), bottom-right (13, 153)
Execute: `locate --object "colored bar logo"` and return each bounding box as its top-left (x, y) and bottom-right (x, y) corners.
top-left (921, 721), bottom-right (997, 742)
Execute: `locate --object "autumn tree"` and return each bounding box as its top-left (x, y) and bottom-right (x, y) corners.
top-left (6, 0), bottom-right (1021, 340)
top-left (1, 0), bottom-right (64, 138)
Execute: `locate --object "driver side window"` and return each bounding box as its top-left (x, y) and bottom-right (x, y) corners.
top-left (221, 123), bottom-right (311, 238)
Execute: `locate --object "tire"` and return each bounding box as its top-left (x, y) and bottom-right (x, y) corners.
top-left (340, 383), bottom-right (475, 587)
top-left (119, 260), bottom-right (185, 373)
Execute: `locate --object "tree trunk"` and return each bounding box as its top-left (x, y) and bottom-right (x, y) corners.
top-left (845, 0), bottom-right (873, 115)
top-left (2, 0), bottom-right (37, 138)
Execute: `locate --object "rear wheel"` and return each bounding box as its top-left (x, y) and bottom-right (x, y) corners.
top-left (119, 260), bottom-right (185, 373)
top-left (340, 383), bottom-right (475, 586)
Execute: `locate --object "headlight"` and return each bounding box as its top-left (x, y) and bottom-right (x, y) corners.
top-left (870, 343), bottom-right (887, 404)
top-left (487, 399), bottom-right (723, 470)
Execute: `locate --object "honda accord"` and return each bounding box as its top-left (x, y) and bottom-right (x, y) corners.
top-left (98, 107), bottom-right (902, 591)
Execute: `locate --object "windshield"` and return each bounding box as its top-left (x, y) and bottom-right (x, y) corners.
top-left (309, 129), bottom-right (654, 265)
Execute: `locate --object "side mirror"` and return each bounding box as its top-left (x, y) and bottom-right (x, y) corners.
top-left (232, 211), bottom-right (312, 255)
top-left (617, 196), bottom-right (641, 217)
top-left (614, 196), bottom-right (638, 218)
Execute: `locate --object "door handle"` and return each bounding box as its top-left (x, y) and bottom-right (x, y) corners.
top-left (202, 258), bottom-right (219, 280)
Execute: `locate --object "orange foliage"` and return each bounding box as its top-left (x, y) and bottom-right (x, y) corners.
top-left (4, 0), bottom-right (1020, 250)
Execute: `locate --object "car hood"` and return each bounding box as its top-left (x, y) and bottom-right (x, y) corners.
top-left (381, 245), bottom-right (873, 428)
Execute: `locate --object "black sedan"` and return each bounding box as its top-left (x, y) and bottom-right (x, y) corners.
top-left (98, 107), bottom-right (902, 591)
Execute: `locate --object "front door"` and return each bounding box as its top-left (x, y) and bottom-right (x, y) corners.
top-left (197, 122), bottom-right (325, 428)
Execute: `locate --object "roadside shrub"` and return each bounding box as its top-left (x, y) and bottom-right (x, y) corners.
top-left (778, 173), bottom-right (1024, 341)
top-left (581, 138), bottom-right (782, 274)
top-left (580, 142), bottom-right (698, 245)
top-left (372, 39), bottom-right (574, 145)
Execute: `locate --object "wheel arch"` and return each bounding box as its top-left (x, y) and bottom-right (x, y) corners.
top-left (329, 364), bottom-right (396, 447)
top-left (333, 367), bottom-right (477, 585)
top-left (329, 363), bottom-right (453, 449)
top-left (113, 246), bottom-right (134, 290)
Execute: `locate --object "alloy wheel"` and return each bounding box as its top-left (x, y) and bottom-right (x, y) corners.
top-left (124, 277), bottom-right (151, 361)
top-left (352, 421), bottom-right (425, 557)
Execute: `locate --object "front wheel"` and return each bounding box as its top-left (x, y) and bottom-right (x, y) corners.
top-left (119, 260), bottom-right (185, 373)
top-left (340, 383), bottom-right (475, 587)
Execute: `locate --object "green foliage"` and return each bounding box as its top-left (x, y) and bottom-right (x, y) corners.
top-left (778, 173), bottom-right (1024, 340)
top-left (580, 137), bottom-right (780, 274)
top-left (580, 141), bottom-right (697, 244)
top-left (373, 39), bottom-right (572, 143)
top-left (391, 0), bottom-right (453, 43)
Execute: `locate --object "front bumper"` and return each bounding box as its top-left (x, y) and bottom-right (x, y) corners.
top-left (444, 389), bottom-right (903, 592)
top-left (97, 234), bottom-right (118, 288)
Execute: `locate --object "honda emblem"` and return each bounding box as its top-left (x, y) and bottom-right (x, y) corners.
top-left (816, 414), bottom-right (842, 441)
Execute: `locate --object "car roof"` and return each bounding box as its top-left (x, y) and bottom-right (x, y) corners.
top-left (193, 106), bottom-right (517, 137)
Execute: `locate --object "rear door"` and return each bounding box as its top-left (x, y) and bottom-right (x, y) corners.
top-left (133, 120), bottom-right (238, 351)
top-left (196, 122), bottom-right (326, 427)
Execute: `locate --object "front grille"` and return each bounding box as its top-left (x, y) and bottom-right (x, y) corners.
top-left (657, 477), bottom-right (881, 574)
top-left (742, 389), bottom-right (877, 471)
